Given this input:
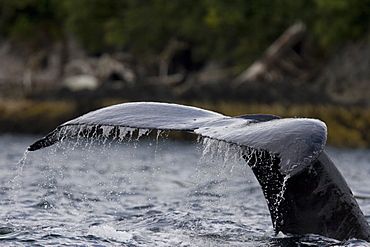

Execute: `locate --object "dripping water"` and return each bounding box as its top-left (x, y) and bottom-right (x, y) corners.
top-left (6, 150), bottom-right (29, 202)
top-left (193, 137), bottom-right (250, 206)
top-left (273, 174), bottom-right (290, 228)
top-left (1, 134), bottom-right (368, 246)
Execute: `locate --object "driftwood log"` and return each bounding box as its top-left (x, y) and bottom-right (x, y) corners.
top-left (233, 22), bottom-right (306, 86)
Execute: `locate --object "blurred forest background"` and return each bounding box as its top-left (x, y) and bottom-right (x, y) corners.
top-left (0, 0), bottom-right (370, 147)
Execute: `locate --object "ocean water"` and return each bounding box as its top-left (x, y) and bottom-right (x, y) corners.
top-left (0, 133), bottom-right (370, 246)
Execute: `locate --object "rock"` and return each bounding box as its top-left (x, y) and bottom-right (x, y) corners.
top-left (317, 41), bottom-right (370, 106)
top-left (63, 75), bottom-right (99, 91)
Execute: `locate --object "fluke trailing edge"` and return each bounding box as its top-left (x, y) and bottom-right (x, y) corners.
top-left (28, 102), bottom-right (370, 241)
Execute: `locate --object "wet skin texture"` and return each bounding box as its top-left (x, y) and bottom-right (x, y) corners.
top-left (27, 102), bottom-right (370, 241)
top-left (246, 149), bottom-right (370, 241)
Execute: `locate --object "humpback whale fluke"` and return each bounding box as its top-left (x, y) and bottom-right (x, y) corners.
top-left (28, 101), bottom-right (370, 241)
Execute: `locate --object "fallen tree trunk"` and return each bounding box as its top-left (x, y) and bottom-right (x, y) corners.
top-left (233, 22), bottom-right (306, 86)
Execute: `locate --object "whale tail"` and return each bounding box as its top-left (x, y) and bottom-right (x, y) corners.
top-left (27, 101), bottom-right (370, 241)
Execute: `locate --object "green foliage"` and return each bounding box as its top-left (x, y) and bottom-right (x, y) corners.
top-left (0, 0), bottom-right (63, 47)
top-left (313, 0), bottom-right (370, 50)
top-left (0, 0), bottom-right (369, 62)
top-left (60, 0), bottom-right (128, 53)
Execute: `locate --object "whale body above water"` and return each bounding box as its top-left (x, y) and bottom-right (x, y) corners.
top-left (28, 101), bottom-right (370, 241)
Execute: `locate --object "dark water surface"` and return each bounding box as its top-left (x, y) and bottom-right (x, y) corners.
top-left (1, 134), bottom-right (370, 246)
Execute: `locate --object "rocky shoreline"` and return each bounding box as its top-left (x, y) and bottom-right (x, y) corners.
top-left (1, 97), bottom-right (369, 148)
top-left (1, 30), bottom-right (370, 148)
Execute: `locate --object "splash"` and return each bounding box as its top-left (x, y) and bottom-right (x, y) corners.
top-left (88, 225), bottom-right (133, 243)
